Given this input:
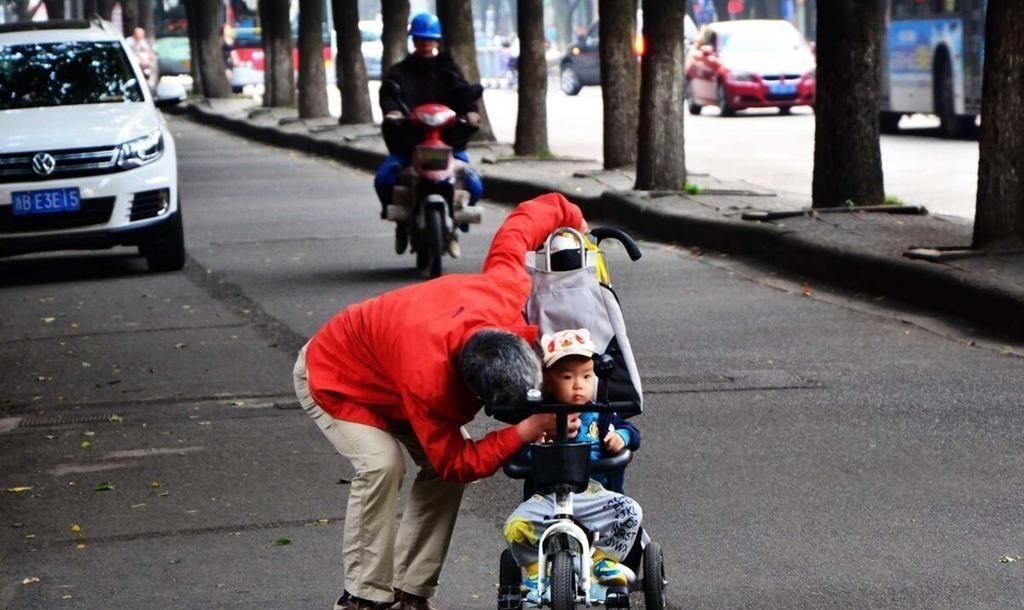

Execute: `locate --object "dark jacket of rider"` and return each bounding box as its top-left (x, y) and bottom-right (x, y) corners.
top-left (379, 51), bottom-right (480, 117)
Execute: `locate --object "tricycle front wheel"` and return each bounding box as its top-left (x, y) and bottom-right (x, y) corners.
top-left (550, 550), bottom-right (576, 610)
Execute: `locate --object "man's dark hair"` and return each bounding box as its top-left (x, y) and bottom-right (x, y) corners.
top-left (459, 329), bottom-right (540, 407)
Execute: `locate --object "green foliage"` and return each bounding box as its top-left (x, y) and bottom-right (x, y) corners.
top-left (683, 181), bottom-right (701, 195)
top-left (883, 194), bottom-right (904, 206)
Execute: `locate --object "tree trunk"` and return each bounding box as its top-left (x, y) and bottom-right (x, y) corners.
top-left (333, 0), bottom-right (374, 123)
top-left (97, 0), bottom-right (113, 19)
top-left (437, 0), bottom-right (495, 141)
top-left (260, 0), bottom-right (296, 108)
top-left (43, 0), bottom-right (65, 19)
top-left (193, 0), bottom-right (232, 98)
top-left (381, 0), bottom-right (410, 75)
top-left (121, 0), bottom-right (138, 37)
top-left (184, 0), bottom-right (203, 96)
top-left (712, 0), bottom-right (729, 21)
top-left (972, 0), bottom-right (1024, 249)
top-left (514, 0), bottom-right (548, 156)
top-left (598, 0), bottom-right (638, 168)
top-left (635, 0), bottom-right (685, 190)
top-left (137, 0), bottom-right (154, 41)
top-left (297, 0), bottom-right (330, 118)
top-left (811, 0), bottom-right (884, 208)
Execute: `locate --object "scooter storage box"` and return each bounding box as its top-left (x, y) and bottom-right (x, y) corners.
top-left (530, 441), bottom-right (591, 494)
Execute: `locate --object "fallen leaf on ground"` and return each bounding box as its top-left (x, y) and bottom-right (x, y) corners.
top-left (41, 317), bottom-right (55, 324)
top-left (70, 524), bottom-right (81, 533)
top-left (174, 343), bottom-right (188, 349)
top-left (22, 577), bottom-right (40, 585)
top-left (95, 482), bottom-right (114, 492)
top-left (272, 537), bottom-right (291, 546)
top-left (7, 486), bottom-right (32, 493)
top-left (80, 441), bottom-right (91, 449)
top-left (801, 283), bottom-right (813, 297)
top-left (150, 481), bottom-right (161, 488)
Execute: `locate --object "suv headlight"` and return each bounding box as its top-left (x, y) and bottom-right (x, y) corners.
top-left (117, 130), bottom-right (164, 169)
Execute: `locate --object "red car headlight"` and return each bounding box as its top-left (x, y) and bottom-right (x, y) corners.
top-left (728, 70), bottom-right (758, 83)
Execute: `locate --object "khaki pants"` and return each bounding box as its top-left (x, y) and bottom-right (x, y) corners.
top-left (293, 344), bottom-right (466, 602)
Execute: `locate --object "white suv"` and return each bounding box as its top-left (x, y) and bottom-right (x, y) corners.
top-left (0, 19), bottom-right (187, 271)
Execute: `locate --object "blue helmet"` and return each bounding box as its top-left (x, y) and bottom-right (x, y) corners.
top-left (409, 12), bottom-right (442, 40)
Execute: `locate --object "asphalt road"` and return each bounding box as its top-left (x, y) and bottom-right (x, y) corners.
top-left (2, 117), bottom-right (1023, 610)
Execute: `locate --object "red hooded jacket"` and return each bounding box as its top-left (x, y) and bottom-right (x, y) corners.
top-left (305, 193), bottom-right (585, 483)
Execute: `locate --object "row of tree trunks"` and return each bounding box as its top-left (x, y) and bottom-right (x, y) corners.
top-left (811, 0), bottom-right (884, 209)
top-left (381, 0), bottom-right (410, 77)
top-left (635, 0), bottom-right (686, 190)
top-left (973, 0), bottom-right (1024, 249)
top-left (598, 0), bottom-right (639, 169)
top-left (261, 0), bottom-right (295, 108)
top-left (437, 0), bottom-right (495, 141)
top-left (333, 0), bottom-right (373, 124)
top-left (297, 0), bottom-right (330, 119)
top-left (514, 0), bottom-right (548, 156)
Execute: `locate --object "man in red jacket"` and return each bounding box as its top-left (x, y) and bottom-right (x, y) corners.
top-left (293, 193), bottom-right (587, 610)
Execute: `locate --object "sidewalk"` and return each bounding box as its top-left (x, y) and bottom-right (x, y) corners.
top-left (171, 98), bottom-right (1024, 341)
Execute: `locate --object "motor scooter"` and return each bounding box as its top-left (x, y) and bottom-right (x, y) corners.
top-left (380, 81), bottom-right (483, 278)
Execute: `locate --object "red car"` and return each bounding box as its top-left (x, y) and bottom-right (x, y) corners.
top-left (685, 19), bottom-right (815, 116)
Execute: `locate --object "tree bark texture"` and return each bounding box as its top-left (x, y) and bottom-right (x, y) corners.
top-left (811, 0), bottom-right (884, 208)
top-left (514, 0), bottom-right (549, 156)
top-left (635, 0), bottom-right (686, 190)
top-left (121, 0), bottom-right (139, 37)
top-left (298, 0), bottom-right (330, 118)
top-left (598, 0), bottom-right (638, 168)
top-left (193, 0), bottom-right (232, 98)
top-left (184, 0), bottom-right (203, 96)
top-left (260, 0), bottom-right (296, 108)
top-left (43, 0), bottom-right (65, 20)
top-left (333, 0), bottom-right (374, 123)
top-left (437, 0), bottom-right (495, 141)
top-left (138, 0), bottom-right (154, 41)
top-left (972, 0), bottom-right (1024, 248)
top-left (381, 0), bottom-right (410, 75)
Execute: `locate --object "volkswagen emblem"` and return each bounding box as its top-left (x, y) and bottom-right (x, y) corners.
top-left (31, 152), bottom-right (56, 176)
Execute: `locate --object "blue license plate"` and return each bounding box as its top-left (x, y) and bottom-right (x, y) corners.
top-left (769, 83), bottom-right (797, 96)
top-left (11, 188), bottom-right (82, 216)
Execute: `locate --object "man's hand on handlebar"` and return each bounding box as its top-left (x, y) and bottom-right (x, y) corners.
top-left (514, 412), bottom-right (581, 443)
top-left (466, 111), bottom-right (481, 127)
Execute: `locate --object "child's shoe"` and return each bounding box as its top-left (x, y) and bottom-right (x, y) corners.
top-left (592, 556), bottom-right (636, 587)
top-left (521, 563), bottom-right (550, 607)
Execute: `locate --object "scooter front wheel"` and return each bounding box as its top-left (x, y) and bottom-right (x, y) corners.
top-left (550, 550), bottom-right (576, 610)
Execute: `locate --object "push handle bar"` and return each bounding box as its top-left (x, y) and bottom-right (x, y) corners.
top-left (590, 227), bottom-right (642, 261)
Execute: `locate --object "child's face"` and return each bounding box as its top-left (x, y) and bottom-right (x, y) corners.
top-left (543, 356), bottom-right (595, 405)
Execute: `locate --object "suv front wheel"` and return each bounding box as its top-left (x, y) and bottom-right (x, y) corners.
top-left (140, 203), bottom-right (185, 272)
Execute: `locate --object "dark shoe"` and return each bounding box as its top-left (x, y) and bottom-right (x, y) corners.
top-left (445, 233), bottom-right (460, 258)
top-left (391, 590), bottom-right (441, 610)
top-left (395, 224), bottom-right (408, 255)
top-left (334, 591), bottom-right (393, 610)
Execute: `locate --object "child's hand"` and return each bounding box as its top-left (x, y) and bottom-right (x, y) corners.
top-left (602, 430), bottom-right (625, 454)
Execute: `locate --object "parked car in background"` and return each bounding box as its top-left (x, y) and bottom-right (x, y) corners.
top-left (0, 19), bottom-right (187, 272)
top-left (559, 13), bottom-right (697, 96)
top-left (230, 22), bottom-right (336, 93)
top-left (685, 19), bottom-right (815, 116)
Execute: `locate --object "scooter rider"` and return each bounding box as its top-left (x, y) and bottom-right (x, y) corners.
top-left (375, 12), bottom-right (484, 258)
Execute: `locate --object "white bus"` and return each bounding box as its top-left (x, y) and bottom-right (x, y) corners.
top-left (880, 0), bottom-right (986, 137)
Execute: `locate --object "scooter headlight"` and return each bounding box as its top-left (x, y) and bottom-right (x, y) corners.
top-left (414, 145), bottom-right (452, 171)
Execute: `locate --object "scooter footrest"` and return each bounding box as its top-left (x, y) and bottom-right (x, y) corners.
top-left (453, 208), bottom-right (482, 224)
top-left (386, 205), bottom-right (411, 222)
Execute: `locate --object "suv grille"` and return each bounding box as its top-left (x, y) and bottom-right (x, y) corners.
top-left (0, 146), bottom-right (120, 183)
top-left (130, 188), bottom-right (170, 221)
top-left (0, 196), bottom-right (115, 233)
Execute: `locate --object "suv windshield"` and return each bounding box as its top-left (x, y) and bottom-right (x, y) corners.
top-left (0, 40), bottom-right (144, 110)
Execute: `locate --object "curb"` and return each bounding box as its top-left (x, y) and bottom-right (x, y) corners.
top-left (172, 103), bottom-right (1024, 341)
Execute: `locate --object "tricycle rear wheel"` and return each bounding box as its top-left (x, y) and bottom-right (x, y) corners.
top-left (497, 549), bottom-right (523, 610)
top-left (642, 541), bottom-right (667, 610)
